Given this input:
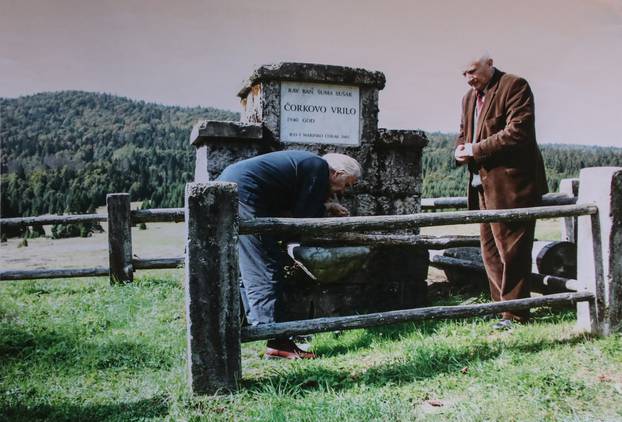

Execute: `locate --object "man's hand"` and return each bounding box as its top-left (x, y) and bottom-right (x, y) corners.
top-left (454, 144), bottom-right (472, 164)
top-left (325, 202), bottom-right (350, 217)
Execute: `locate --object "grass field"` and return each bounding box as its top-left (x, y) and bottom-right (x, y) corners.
top-left (1, 274), bottom-right (621, 421)
top-left (4, 217), bottom-right (620, 421)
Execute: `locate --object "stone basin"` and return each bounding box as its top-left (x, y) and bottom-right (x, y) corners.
top-left (281, 243), bottom-right (429, 320)
top-left (289, 245), bottom-right (371, 284)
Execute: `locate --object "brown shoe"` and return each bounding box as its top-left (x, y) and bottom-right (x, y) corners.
top-left (265, 339), bottom-right (317, 360)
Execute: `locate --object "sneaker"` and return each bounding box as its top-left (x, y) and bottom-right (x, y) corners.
top-left (491, 319), bottom-right (514, 331)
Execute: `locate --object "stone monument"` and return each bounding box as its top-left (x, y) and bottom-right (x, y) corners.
top-left (190, 62), bottom-right (429, 320)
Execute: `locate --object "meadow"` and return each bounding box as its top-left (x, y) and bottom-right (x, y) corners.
top-left (2, 219), bottom-right (622, 421)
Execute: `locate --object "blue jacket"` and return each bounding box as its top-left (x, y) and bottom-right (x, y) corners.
top-left (216, 150), bottom-right (329, 218)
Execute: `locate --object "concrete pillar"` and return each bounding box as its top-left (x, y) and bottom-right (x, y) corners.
top-left (190, 120), bottom-right (265, 183)
top-left (559, 178), bottom-right (580, 243)
top-left (184, 182), bottom-right (241, 394)
top-left (106, 193), bottom-right (133, 284)
top-left (194, 145), bottom-right (210, 183)
top-left (576, 167), bottom-right (622, 335)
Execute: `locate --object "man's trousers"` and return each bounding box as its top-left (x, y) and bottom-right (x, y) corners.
top-left (237, 202), bottom-right (286, 326)
top-left (479, 192), bottom-right (535, 322)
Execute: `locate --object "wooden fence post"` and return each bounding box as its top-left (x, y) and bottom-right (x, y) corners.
top-left (106, 193), bottom-right (133, 284)
top-left (559, 178), bottom-right (580, 243)
top-left (576, 167), bottom-right (622, 335)
top-left (184, 182), bottom-right (241, 394)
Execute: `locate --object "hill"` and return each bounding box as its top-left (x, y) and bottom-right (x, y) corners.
top-left (1, 91), bottom-right (238, 223)
top-left (2, 91), bottom-right (621, 228)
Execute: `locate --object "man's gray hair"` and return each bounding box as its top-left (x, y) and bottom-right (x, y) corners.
top-left (476, 51), bottom-right (491, 63)
top-left (322, 153), bottom-right (362, 178)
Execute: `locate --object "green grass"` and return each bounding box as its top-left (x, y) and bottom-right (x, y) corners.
top-left (2, 273), bottom-right (622, 421)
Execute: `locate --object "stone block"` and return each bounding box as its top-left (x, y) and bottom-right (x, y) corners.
top-left (238, 63), bottom-right (385, 146)
top-left (190, 120), bottom-right (263, 145)
top-left (576, 167), bottom-right (622, 335)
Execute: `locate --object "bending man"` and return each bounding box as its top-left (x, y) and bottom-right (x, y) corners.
top-left (217, 150), bottom-right (361, 358)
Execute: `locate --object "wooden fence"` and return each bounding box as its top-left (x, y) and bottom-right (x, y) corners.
top-left (0, 194), bottom-right (184, 282)
top-left (0, 181), bottom-right (579, 283)
top-left (182, 167), bottom-right (621, 394)
top-left (1, 170), bottom-right (620, 397)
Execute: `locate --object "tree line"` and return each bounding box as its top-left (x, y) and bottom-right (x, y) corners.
top-left (1, 91), bottom-right (237, 237)
top-left (1, 91), bottom-right (621, 238)
top-left (422, 132), bottom-right (622, 198)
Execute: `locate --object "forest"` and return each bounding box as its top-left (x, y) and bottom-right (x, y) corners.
top-left (2, 91), bottom-right (621, 237)
top-left (1, 91), bottom-right (236, 221)
top-left (421, 132), bottom-right (622, 198)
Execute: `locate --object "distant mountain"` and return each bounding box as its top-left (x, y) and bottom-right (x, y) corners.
top-left (1, 91), bottom-right (239, 223)
top-left (1, 91), bottom-right (621, 229)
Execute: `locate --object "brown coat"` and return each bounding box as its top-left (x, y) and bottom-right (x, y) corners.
top-left (455, 69), bottom-right (548, 210)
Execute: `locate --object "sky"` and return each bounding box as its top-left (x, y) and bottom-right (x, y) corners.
top-left (1, 0), bottom-right (621, 146)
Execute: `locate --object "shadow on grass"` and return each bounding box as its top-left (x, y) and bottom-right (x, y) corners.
top-left (0, 325), bottom-right (174, 371)
top-left (1, 396), bottom-right (169, 421)
top-left (242, 324), bottom-right (592, 395)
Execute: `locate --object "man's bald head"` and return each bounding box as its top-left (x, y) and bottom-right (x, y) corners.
top-left (462, 53), bottom-right (495, 92)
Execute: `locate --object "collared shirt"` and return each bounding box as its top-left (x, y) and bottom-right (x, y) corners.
top-left (469, 91), bottom-right (485, 188)
top-left (471, 69), bottom-right (497, 142)
top-left (473, 91), bottom-right (485, 141)
top-left (468, 69), bottom-right (497, 188)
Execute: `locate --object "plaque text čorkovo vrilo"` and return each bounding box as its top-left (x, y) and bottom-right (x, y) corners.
top-left (280, 82), bottom-right (360, 145)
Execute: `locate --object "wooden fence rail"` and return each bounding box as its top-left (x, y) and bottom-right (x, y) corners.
top-left (0, 267), bottom-right (110, 281)
top-left (239, 204), bottom-right (597, 236)
top-left (131, 208), bottom-right (184, 223)
top-left (0, 257), bottom-right (184, 281)
top-left (301, 234), bottom-right (481, 248)
top-left (241, 291), bottom-right (594, 342)
top-left (420, 191), bottom-right (577, 210)
top-left (0, 208), bottom-right (184, 229)
top-left (133, 257), bottom-right (184, 270)
top-left (0, 213), bottom-right (107, 228)
top-left (0, 179), bottom-right (588, 283)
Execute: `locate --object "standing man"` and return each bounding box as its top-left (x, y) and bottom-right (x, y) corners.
top-left (454, 54), bottom-right (548, 329)
top-left (217, 150), bottom-right (361, 358)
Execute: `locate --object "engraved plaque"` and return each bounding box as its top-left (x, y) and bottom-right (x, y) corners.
top-left (280, 81), bottom-right (360, 145)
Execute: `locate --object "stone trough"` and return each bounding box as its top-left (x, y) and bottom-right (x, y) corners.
top-left (281, 243), bottom-right (429, 320)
